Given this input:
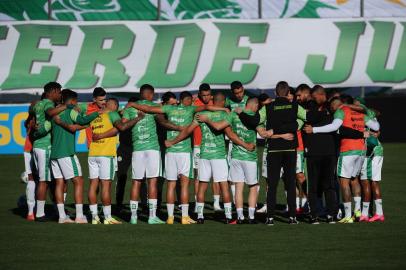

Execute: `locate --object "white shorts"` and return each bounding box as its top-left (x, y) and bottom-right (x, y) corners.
top-left (198, 159), bottom-right (228, 183)
top-left (360, 156), bottom-right (383, 182)
top-left (165, 152), bottom-right (192, 180)
top-left (262, 149), bottom-right (267, 178)
top-left (229, 159), bottom-right (258, 185)
top-left (132, 150), bottom-right (161, 179)
top-left (193, 147), bottom-right (200, 169)
top-left (337, 154), bottom-right (365, 179)
top-left (88, 156), bottom-right (117, 180)
top-left (296, 151), bottom-right (305, 174)
top-left (33, 148), bottom-right (51, 182)
top-left (51, 155), bottom-right (82, 180)
top-left (24, 152), bottom-right (34, 175)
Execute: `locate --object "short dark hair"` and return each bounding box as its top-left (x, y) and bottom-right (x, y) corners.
top-left (180, 91), bottom-right (192, 101)
top-left (128, 96), bottom-right (139, 103)
top-left (44, 82), bottom-right (61, 94)
top-left (258, 93), bottom-right (270, 103)
top-left (161, 91), bottom-right (176, 104)
top-left (61, 89), bottom-right (77, 103)
top-left (296, 83), bottom-right (311, 93)
top-left (340, 94), bottom-right (354, 104)
top-left (140, 84), bottom-right (154, 94)
top-left (311, 85), bottom-right (325, 94)
top-left (199, 83), bottom-right (211, 92)
top-left (275, 81), bottom-right (290, 97)
top-left (213, 91), bottom-right (225, 101)
top-left (107, 97), bottom-right (119, 107)
top-left (93, 87), bottom-right (106, 98)
top-left (230, 81), bottom-right (243, 91)
top-left (246, 96), bottom-right (258, 104)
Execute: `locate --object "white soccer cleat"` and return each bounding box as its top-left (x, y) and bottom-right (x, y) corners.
top-left (257, 204), bottom-right (267, 213)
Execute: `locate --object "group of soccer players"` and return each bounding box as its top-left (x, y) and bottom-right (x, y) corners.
top-left (21, 80), bottom-right (385, 225)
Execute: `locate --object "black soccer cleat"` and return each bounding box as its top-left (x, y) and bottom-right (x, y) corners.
top-left (265, 218), bottom-right (274, 226)
top-left (35, 215), bottom-right (50, 222)
top-left (237, 218), bottom-right (245, 225)
top-left (289, 217), bottom-right (299, 225)
top-left (248, 218), bottom-right (258, 224)
top-left (197, 218), bottom-right (204, 224)
top-left (309, 216), bottom-right (320, 225)
top-left (326, 215), bottom-right (337, 224)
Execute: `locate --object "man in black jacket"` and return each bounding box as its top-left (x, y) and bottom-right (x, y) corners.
top-left (264, 81), bottom-right (301, 225)
top-left (303, 85), bottom-right (338, 224)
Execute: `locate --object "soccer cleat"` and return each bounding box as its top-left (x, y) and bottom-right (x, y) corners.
top-left (237, 218), bottom-right (245, 225)
top-left (213, 203), bottom-right (223, 212)
top-left (338, 217), bottom-right (354, 224)
top-left (326, 215), bottom-right (336, 224)
top-left (35, 215), bottom-right (50, 222)
top-left (359, 215), bottom-right (369, 222)
top-left (197, 218), bottom-right (204, 224)
top-left (148, 217), bottom-right (165, 225)
top-left (130, 217), bottom-right (138, 225)
top-left (181, 216), bottom-right (196, 225)
top-left (248, 218), bottom-right (258, 224)
top-left (104, 217), bottom-right (122, 225)
top-left (352, 210), bottom-right (362, 222)
top-left (58, 217), bottom-right (75, 224)
top-left (265, 218), bottom-right (274, 226)
top-left (257, 204), bottom-right (267, 213)
top-left (166, 216), bottom-right (175, 225)
top-left (26, 213), bottom-right (35, 221)
top-left (75, 217), bottom-right (88, 224)
top-left (369, 214), bottom-right (385, 222)
top-left (225, 218), bottom-right (236, 224)
top-left (309, 217), bottom-right (319, 225)
top-left (91, 216), bottom-right (101, 225)
top-left (289, 217), bottom-right (299, 225)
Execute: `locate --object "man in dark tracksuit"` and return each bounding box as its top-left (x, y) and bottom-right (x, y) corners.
top-left (303, 86), bottom-right (338, 224)
top-left (265, 81), bottom-right (300, 225)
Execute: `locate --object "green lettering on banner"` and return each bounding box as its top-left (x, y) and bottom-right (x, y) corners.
top-left (204, 23), bottom-right (268, 85)
top-left (137, 24), bottom-right (204, 88)
top-left (66, 24), bottom-right (135, 89)
top-left (1, 24), bottom-right (71, 90)
top-left (367, 21), bottom-right (406, 83)
top-left (304, 22), bottom-right (365, 84)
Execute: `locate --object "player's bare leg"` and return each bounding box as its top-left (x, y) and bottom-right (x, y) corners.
top-left (36, 181), bottom-right (48, 219)
top-left (360, 180), bottom-right (371, 221)
top-left (248, 184), bottom-right (259, 223)
top-left (147, 177), bottom-right (164, 224)
top-left (166, 180), bottom-right (177, 224)
top-left (88, 178), bottom-right (101, 223)
top-left (25, 176), bottom-right (36, 220)
top-left (339, 177), bottom-right (353, 223)
top-left (196, 181), bottom-right (208, 223)
top-left (296, 173), bottom-right (307, 214)
top-left (235, 182), bottom-right (244, 222)
top-left (219, 181), bottom-right (233, 223)
top-left (55, 178), bottom-right (73, 223)
top-left (101, 180), bottom-right (120, 224)
top-left (72, 176), bottom-right (86, 223)
top-left (129, 180), bottom-right (142, 224)
top-left (370, 181), bottom-right (384, 222)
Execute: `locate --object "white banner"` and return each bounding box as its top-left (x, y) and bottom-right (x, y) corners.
top-left (0, 18), bottom-right (405, 93)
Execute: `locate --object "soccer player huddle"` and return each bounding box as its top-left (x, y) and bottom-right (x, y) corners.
top-left (21, 80), bottom-right (384, 225)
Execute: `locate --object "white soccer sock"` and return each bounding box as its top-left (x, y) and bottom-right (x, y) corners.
top-left (57, 203), bottom-right (66, 219)
top-left (130, 200), bottom-right (138, 218)
top-left (213, 195), bottom-right (220, 206)
top-left (353, 196), bottom-right (361, 212)
top-left (362, 202), bottom-right (370, 217)
top-left (63, 192), bottom-right (67, 203)
top-left (75, 204), bottom-right (84, 218)
top-left (236, 208), bottom-right (244, 220)
top-left (374, 199), bottom-right (383, 215)
top-left (296, 197), bottom-right (300, 209)
top-left (343, 202), bottom-right (352, 218)
top-left (36, 200), bottom-right (45, 218)
top-left (167, 203), bottom-right (175, 217)
top-left (89, 204), bottom-right (98, 218)
top-left (196, 202), bottom-right (205, 219)
top-left (248, 207), bottom-right (255, 219)
top-left (230, 185), bottom-right (236, 204)
top-left (26, 181), bottom-right (35, 215)
top-left (301, 197), bottom-right (307, 208)
top-left (103, 205), bottom-right (111, 219)
top-left (224, 202), bottom-right (232, 219)
top-left (149, 199), bottom-right (158, 218)
top-left (181, 204), bottom-right (189, 217)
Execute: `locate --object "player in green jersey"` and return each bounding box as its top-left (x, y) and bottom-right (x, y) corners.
top-left (50, 89), bottom-right (100, 224)
top-left (32, 82), bottom-right (68, 221)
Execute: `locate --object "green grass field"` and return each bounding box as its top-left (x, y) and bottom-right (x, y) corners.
top-left (1, 144), bottom-right (406, 269)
